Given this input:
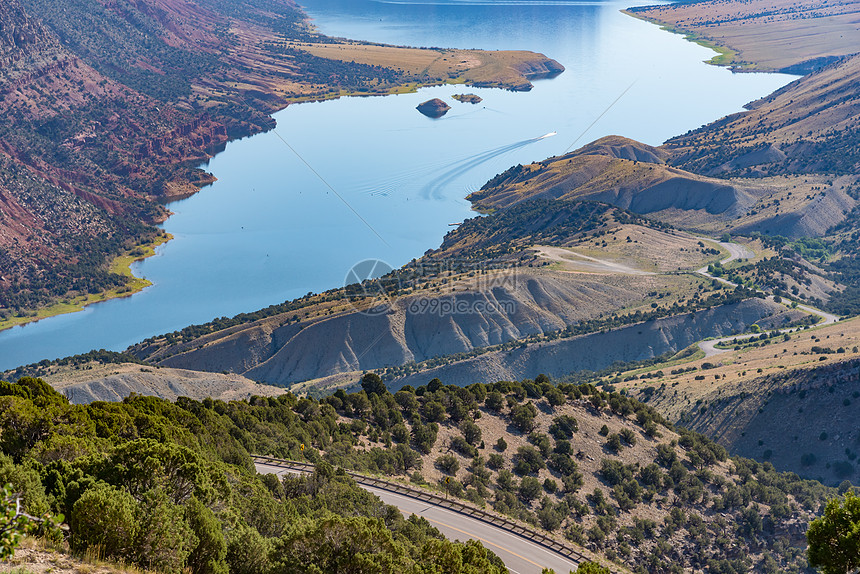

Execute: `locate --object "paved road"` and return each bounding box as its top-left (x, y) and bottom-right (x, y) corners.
top-left (256, 462), bottom-right (583, 574)
top-left (695, 239), bottom-right (839, 357)
top-left (534, 245), bottom-right (654, 275)
top-left (695, 237), bottom-right (754, 276)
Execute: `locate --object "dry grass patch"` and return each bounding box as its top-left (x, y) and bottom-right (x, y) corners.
top-left (559, 225), bottom-right (726, 273)
top-left (286, 41), bottom-right (561, 91)
top-left (1, 538), bottom-right (152, 574)
top-left (620, 315), bottom-right (860, 422)
top-left (627, 0), bottom-right (860, 71)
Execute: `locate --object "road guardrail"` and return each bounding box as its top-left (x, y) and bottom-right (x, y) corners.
top-left (252, 454), bottom-right (601, 570)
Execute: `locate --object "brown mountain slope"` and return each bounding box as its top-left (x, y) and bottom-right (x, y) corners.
top-left (126, 270), bottom-right (799, 390)
top-left (665, 54), bottom-right (860, 177)
top-left (468, 136), bottom-right (857, 238)
top-left (627, 0), bottom-right (860, 72)
top-left (0, 0), bottom-right (60, 73)
top-left (468, 138), bottom-right (759, 217)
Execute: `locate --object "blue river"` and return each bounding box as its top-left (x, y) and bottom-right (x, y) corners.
top-left (0, 0), bottom-right (796, 369)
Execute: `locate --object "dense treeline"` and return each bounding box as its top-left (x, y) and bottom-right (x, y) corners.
top-left (0, 377), bottom-right (507, 573)
top-left (820, 258), bottom-right (860, 316)
top-left (813, 209), bottom-right (860, 316)
top-left (0, 225), bottom-right (156, 312)
top-left (0, 373), bottom-right (835, 573)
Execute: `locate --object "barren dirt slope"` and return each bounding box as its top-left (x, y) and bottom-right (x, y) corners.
top-left (382, 299), bottom-right (802, 389)
top-left (628, 0), bottom-right (860, 71)
top-left (33, 362), bottom-right (285, 404)
top-left (132, 271), bottom-right (680, 385)
top-left (469, 136), bottom-right (857, 238)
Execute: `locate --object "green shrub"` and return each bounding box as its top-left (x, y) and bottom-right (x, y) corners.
top-left (518, 477), bottom-right (541, 502)
top-left (70, 483), bottom-right (139, 558)
top-left (605, 433), bottom-right (623, 453)
top-left (549, 415), bottom-right (578, 440)
top-left (435, 455), bottom-right (459, 475)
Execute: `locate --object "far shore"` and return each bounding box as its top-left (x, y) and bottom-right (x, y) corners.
top-left (623, 0), bottom-right (858, 72)
top-left (622, 10), bottom-right (740, 69)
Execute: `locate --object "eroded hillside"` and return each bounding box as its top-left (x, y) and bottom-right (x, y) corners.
top-left (376, 298), bottom-right (802, 390)
top-left (469, 136), bottom-right (859, 239)
top-left (131, 269), bottom-right (692, 384)
top-left (619, 316), bottom-right (860, 486)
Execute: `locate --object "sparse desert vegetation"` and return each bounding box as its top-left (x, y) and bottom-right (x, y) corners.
top-left (2, 0), bottom-right (860, 571)
top-left (626, 0), bottom-right (860, 71)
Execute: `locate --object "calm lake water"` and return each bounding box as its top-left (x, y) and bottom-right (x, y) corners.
top-left (0, 0), bottom-right (796, 370)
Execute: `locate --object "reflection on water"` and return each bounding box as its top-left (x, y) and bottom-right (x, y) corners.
top-left (0, 0), bottom-right (796, 369)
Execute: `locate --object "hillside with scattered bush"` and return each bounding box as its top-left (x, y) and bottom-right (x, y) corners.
top-left (0, 373), bottom-right (838, 573)
top-left (0, 376), bottom-right (515, 573)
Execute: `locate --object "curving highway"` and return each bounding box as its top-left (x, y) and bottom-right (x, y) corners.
top-left (255, 460), bottom-right (586, 574)
top-left (695, 239), bottom-right (839, 357)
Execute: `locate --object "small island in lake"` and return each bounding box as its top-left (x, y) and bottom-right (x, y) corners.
top-left (452, 93), bottom-right (483, 104)
top-left (416, 98), bottom-right (451, 118)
